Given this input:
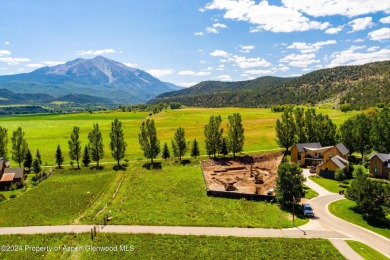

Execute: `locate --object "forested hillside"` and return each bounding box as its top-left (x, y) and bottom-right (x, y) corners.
top-left (150, 61), bottom-right (390, 109)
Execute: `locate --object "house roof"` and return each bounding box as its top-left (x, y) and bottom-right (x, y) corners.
top-left (3, 168), bottom-right (24, 179)
top-left (370, 153), bottom-right (390, 163)
top-left (295, 143), bottom-right (322, 152)
top-left (335, 143), bottom-right (349, 155)
top-left (0, 158), bottom-right (11, 168)
top-left (318, 155), bottom-right (349, 169)
top-left (0, 173), bottom-right (15, 182)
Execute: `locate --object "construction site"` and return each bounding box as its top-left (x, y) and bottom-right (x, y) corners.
top-left (201, 152), bottom-right (283, 196)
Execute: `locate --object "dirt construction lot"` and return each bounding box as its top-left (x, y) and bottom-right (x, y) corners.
top-left (201, 152), bottom-right (283, 195)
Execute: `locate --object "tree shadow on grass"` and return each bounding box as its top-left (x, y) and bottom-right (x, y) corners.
top-left (142, 162), bottom-right (162, 170)
top-left (350, 206), bottom-right (390, 229)
top-left (113, 163), bottom-right (128, 171)
top-left (90, 166), bottom-right (104, 170)
top-left (180, 159), bottom-right (191, 165)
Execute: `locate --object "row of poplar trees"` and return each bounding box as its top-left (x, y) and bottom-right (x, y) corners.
top-left (138, 113), bottom-right (245, 163)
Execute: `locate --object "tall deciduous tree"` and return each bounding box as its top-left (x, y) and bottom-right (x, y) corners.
top-left (23, 149), bottom-right (33, 172)
top-left (371, 107), bottom-right (390, 153)
top-left (0, 126), bottom-right (8, 158)
top-left (68, 126), bottom-right (82, 169)
top-left (353, 113), bottom-right (373, 158)
top-left (55, 144), bottom-right (64, 169)
top-left (138, 119), bottom-right (160, 164)
top-left (338, 118), bottom-right (356, 155)
top-left (276, 163), bottom-right (304, 209)
top-left (82, 145), bottom-right (91, 167)
top-left (11, 127), bottom-right (28, 167)
top-left (275, 110), bottom-right (296, 156)
top-left (315, 114), bottom-right (336, 146)
top-left (204, 115), bottom-right (223, 158)
top-left (88, 123), bottom-right (104, 168)
top-left (172, 127), bottom-right (186, 161)
top-left (304, 108), bottom-right (317, 142)
top-left (162, 142), bottom-right (170, 161)
top-left (110, 119), bottom-right (127, 167)
top-left (227, 113), bottom-right (245, 157)
top-left (191, 139), bottom-right (200, 158)
top-left (220, 137), bottom-right (229, 157)
top-left (293, 108), bottom-right (307, 143)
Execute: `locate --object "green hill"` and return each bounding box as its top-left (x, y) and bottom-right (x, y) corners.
top-left (150, 61), bottom-right (390, 109)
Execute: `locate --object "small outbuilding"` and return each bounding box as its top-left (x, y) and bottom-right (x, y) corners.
top-left (317, 155), bottom-right (349, 179)
top-left (370, 153), bottom-right (389, 179)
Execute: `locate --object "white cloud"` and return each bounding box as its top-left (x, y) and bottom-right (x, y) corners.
top-left (26, 63), bottom-right (44, 68)
top-left (205, 0), bottom-right (329, 33)
top-left (4, 42), bottom-right (10, 45)
top-left (0, 50), bottom-right (11, 56)
top-left (146, 69), bottom-right (173, 77)
top-left (216, 64), bottom-right (225, 71)
top-left (180, 82), bottom-right (199, 88)
top-left (349, 17), bottom-right (374, 32)
top-left (26, 61), bottom-right (64, 68)
top-left (178, 70), bottom-right (211, 76)
top-left (328, 46), bottom-right (390, 67)
top-left (325, 26), bottom-right (343, 34)
top-left (367, 46), bottom-right (379, 52)
top-left (0, 57), bottom-right (31, 65)
top-left (206, 23), bottom-right (228, 34)
top-left (280, 53), bottom-right (320, 67)
top-left (239, 45), bottom-right (255, 53)
top-left (194, 32), bottom-right (204, 36)
top-left (282, 0), bottom-right (390, 18)
top-left (287, 40), bottom-right (337, 53)
top-left (210, 50), bottom-right (229, 57)
top-left (380, 16), bottom-right (390, 24)
top-left (368, 28), bottom-right (390, 41)
top-left (244, 69), bottom-right (277, 75)
top-left (215, 74), bottom-right (232, 81)
top-left (354, 38), bottom-right (365, 43)
top-left (124, 62), bottom-right (138, 67)
top-left (204, 66), bottom-right (214, 71)
top-left (278, 64), bottom-right (290, 71)
top-left (234, 56), bottom-right (271, 68)
top-left (77, 48), bottom-right (117, 56)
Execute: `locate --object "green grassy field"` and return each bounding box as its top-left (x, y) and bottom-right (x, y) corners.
top-left (304, 184), bottom-right (319, 199)
top-left (0, 107), bottom-right (359, 165)
top-left (346, 240), bottom-right (388, 260)
top-left (0, 233), bottom-right (344, 260)
top-left (329, 199), bottom-right (390, 239)
top-left (308, 176), bottom-right (349, 193)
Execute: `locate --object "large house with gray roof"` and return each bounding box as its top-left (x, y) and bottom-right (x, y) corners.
top-left (0, 158), bottom-right (25, 190)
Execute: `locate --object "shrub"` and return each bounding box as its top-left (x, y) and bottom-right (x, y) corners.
top-left (9, 194), bottom-right (17, 199)
top-left (0, 194), bottom-right (6, 202)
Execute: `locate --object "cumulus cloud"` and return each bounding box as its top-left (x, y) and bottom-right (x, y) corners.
top-left (349, 17), bottom-right (374, 32)
top-left (0, 57), bottom-right (31, 65)
top-left (282, 0), bottom-right (390, 18)
top-left (77, 48), bottom-right (117, 56)
top-left (206, 23), bottom-right (228, 34)
top-left (368, 28), bottom-right (390, 41)
top-left (210, 50), bottom-right (229, 57)
top-left (194, 32), bottom-right (204, 36)
top-left (380, 16), bottom-right (390, 24)
top-left (0, 50), bottom-right (11, 56)
top-left (180, 82), bottom-right (199, 88)
top-left (178, 70), bottom-right (211, 76)
top-left (239, 45), bottom-right (255, 53)
top-left (26, 61), bottom-right (64, 68)
top-left (4, 42), bottom-right (10, 45)
top-left (244, 68), bottom-right (277, 75)
top-left (234, 56), bottom-right (271, 68)
top-left (146, 69), bottom-right (174, 77)
top-left (325, 26), bottom-right (344, 34)
top-left (124, 62), bottom-right (138, 68)
top-left (287, 40), bottom-right (337, 53)
top-left (367, 46), bottom-right (379, 52)
top-left (215, 74), bottom-right (232, 81)
top-left (280, 53), bottom-right (320, 67)
top-left (205, 0), bottom-right (329, 33)
top-left (328, 46), bottom-right (390, 67)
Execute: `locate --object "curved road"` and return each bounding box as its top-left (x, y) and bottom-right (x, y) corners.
top-left (302, 170), bottom-right (390, 258)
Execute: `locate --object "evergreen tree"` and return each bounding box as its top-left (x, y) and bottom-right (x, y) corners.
top-left (204, 115), bottom-right (223, 158)
top-left (23, 149), bottom-right (33, 172)
top-left (172, 127), bottom-right (186, 161)
top-left (88, 123), bottom-right (104, 168)
top-left (275, 110), bottom-right (296, 156)
top-left (162, 142), bottom-right (170, 161)
top-left (276, 163), bottom-right (304, 209)
top-left (11, 127), bottom-right (28, 167)
top-left (36, 149), bottom-right (42, 165)
top-left (220, 137), bottom-right (229, 157)
top-left (191, 139), bottom-right (200, 158)
top-left (171, 140), bottom-right (178, 160)
top-left (227, 113), bottom-right (245, 157)
top-left (138, 119), bottom-right (160, 164)
top-left (68, 126), bottom-right (82, 169)
top-left (0, 126), bottom-right (8, 158)
top-left (55, 144), bottom-right (64, 169)
top-left (371, 107), bottom-right (390, 153)
top-left (82, 145), bottom-right (91, 167)
top-left (32, 157), bottom-right (41, 173)
top-left (110, 119), bottom-right (127, 167)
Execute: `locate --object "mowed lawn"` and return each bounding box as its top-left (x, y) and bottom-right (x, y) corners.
top-left (0, 233), bottom-right (344, 260)
top-left (0, 168), bottom-right (116, 226)
top-left (0, 107), bottom-right (359, 165)
top-left (80, 162), bottom-right (308, 228)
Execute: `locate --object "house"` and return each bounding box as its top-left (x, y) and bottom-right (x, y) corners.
top-left (323, 143), bottom-right (349, 161)
top-left (290, 143), bottom-right (322, 166)
top-left (369, 153), bottom-right (389, 179)
top-left (317, 155), bottom-right (349, 179)
top-left (0, 158), bottom-right (25, 190)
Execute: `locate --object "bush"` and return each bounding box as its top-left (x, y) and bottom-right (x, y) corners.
top-left (0, 194), bottom-right (6, 202)
top-left (340, 103), bottom-right (351, 112)
top-left (9, 194), bottom-right (17, 199)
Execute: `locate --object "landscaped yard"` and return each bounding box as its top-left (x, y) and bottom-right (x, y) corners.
top-left (0, 233), bottom-right (345, 260)
top-left (308, 175), bottom-right (349, 193)
top-left (329, 199), bottom-right (390, 239)
top-left (303, 184), bottom-right (319, 199)
top-left (346, 240), bottom-right (388, 260)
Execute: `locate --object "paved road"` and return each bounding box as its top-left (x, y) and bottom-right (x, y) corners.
top-left (303, 170), bottom-right (390, 258)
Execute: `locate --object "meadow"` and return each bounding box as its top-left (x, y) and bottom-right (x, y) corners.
top-left (0, 233), bottom-right (344, 260)
top-left (0, 107), bottom-right (359, 165)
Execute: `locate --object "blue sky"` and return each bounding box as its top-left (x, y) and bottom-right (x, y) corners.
top-left (0, 0), bottom-right (389, 87)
